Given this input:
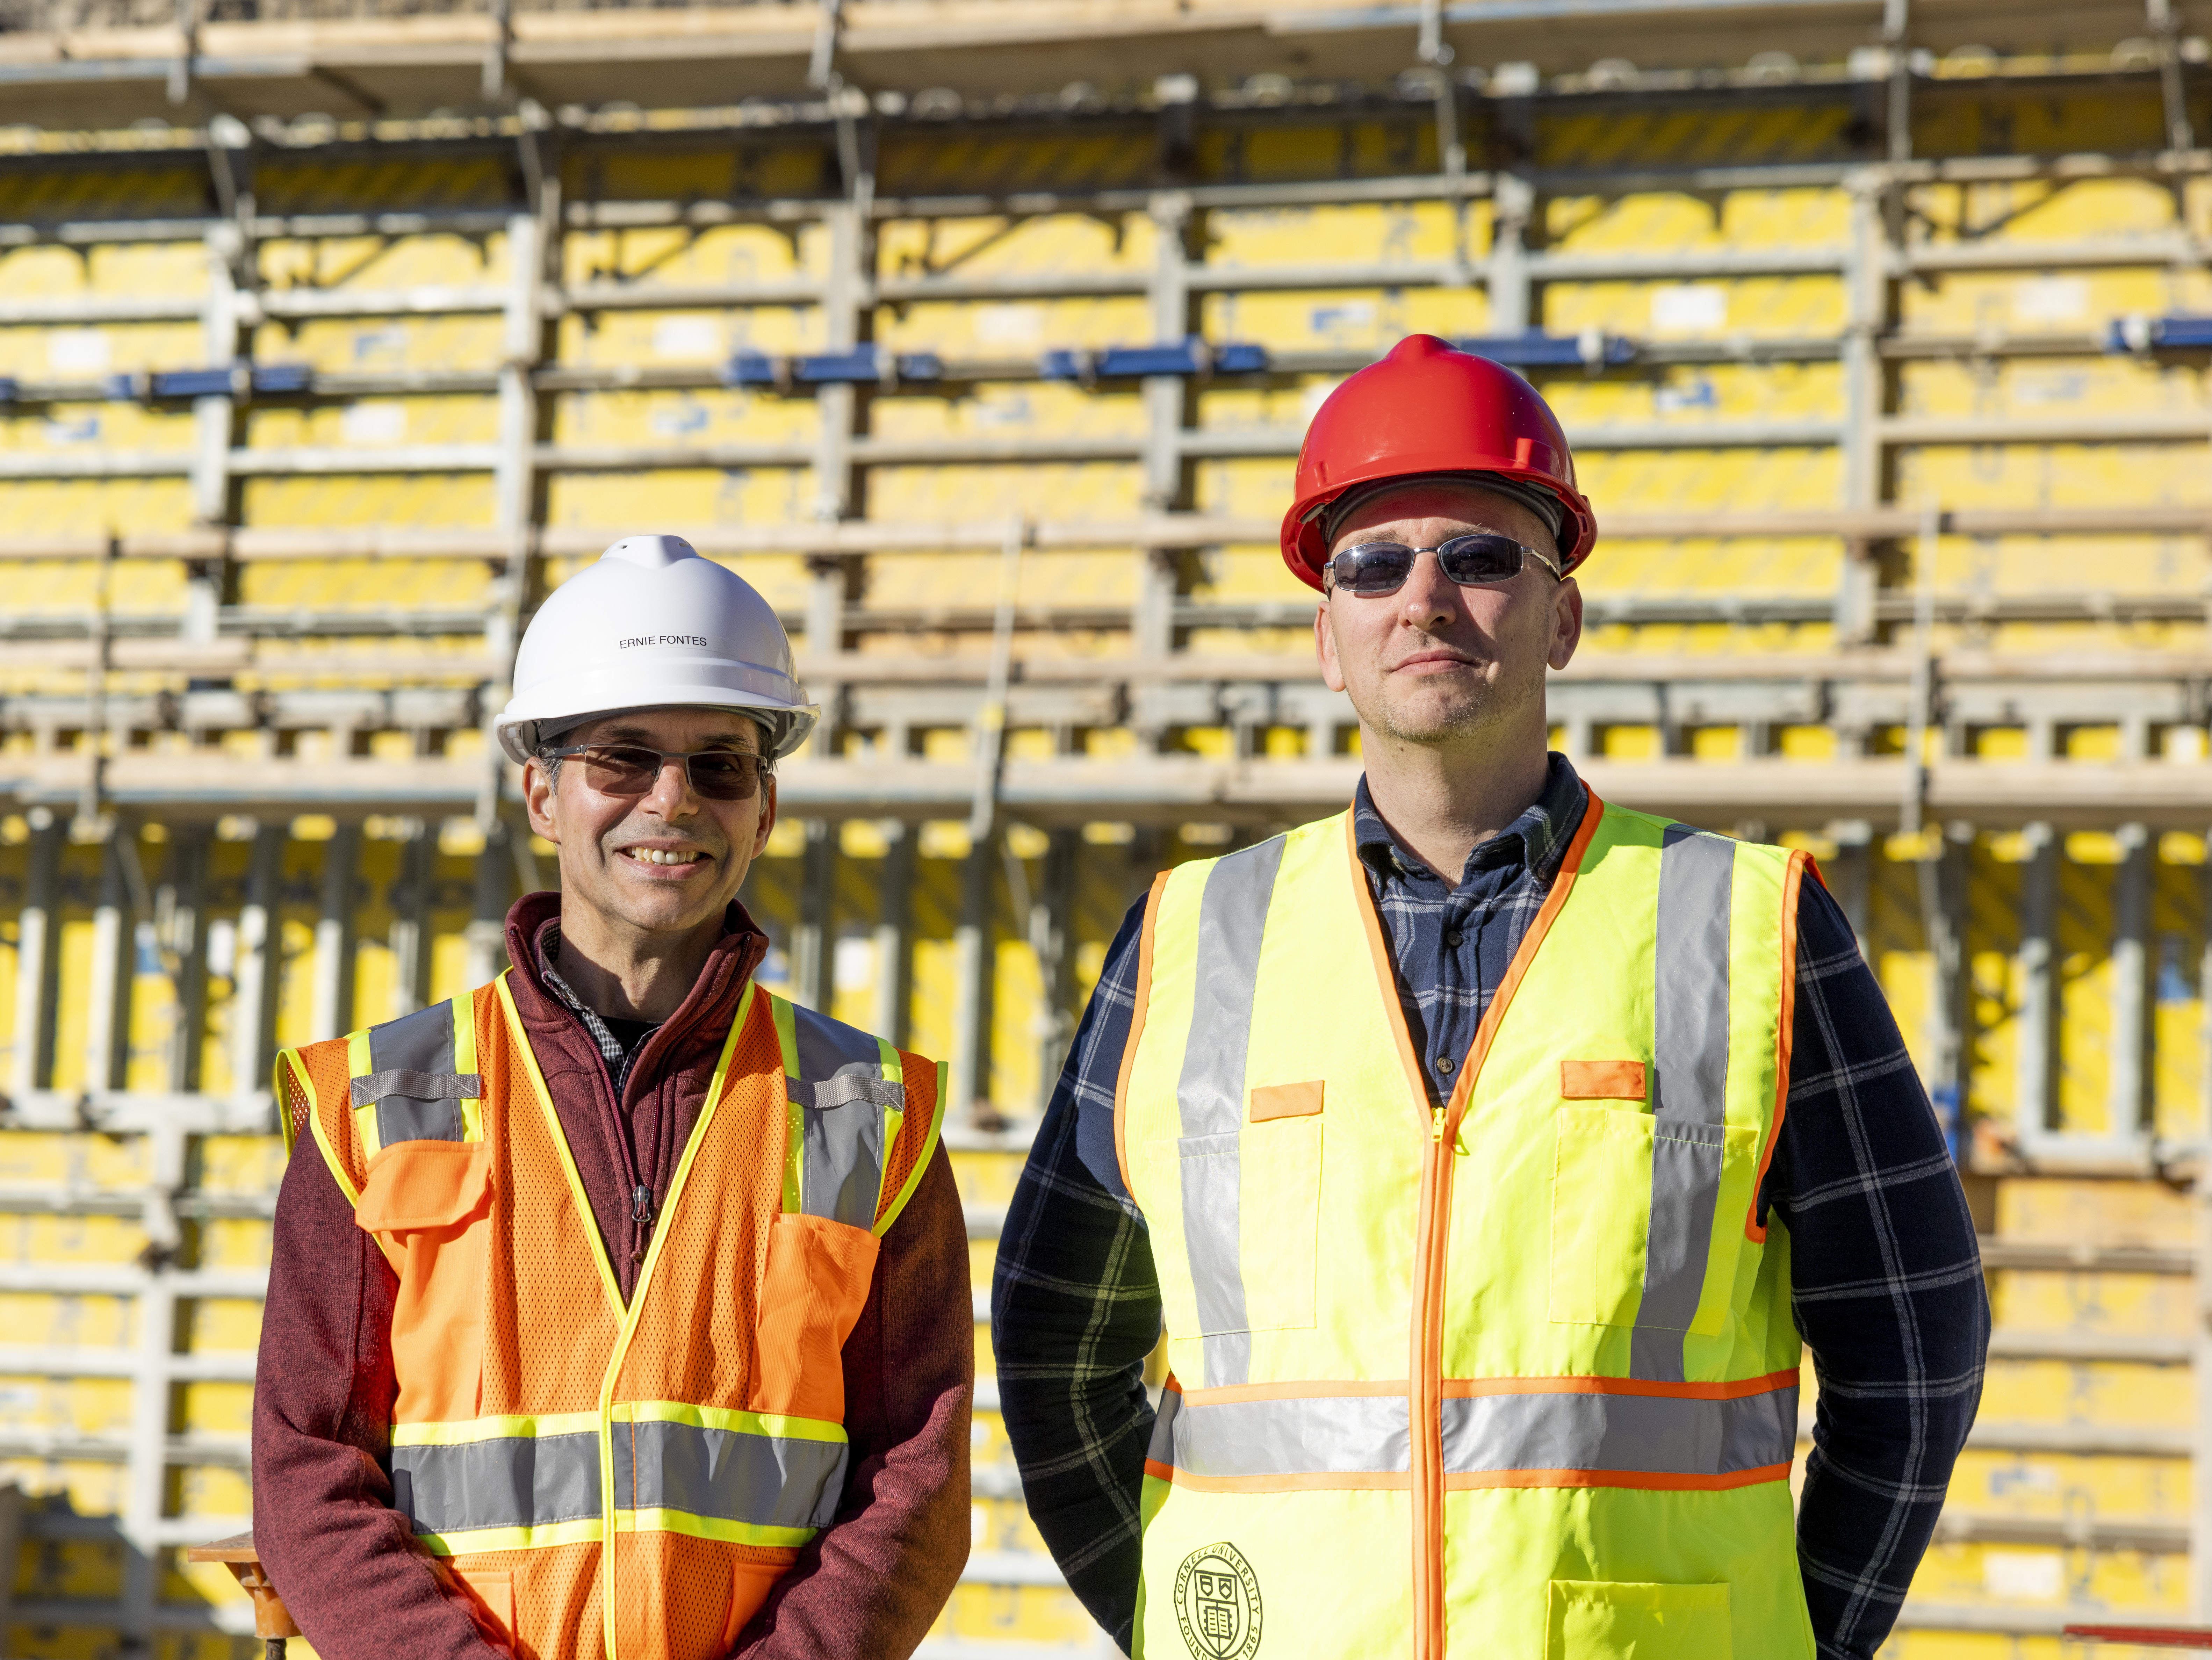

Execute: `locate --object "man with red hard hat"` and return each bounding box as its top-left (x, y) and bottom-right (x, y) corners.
top-left (993, 336), bottom-right (1985, 1660)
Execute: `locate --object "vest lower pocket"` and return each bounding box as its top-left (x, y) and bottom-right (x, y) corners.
top-left (1544, 1579), bottom-right (1730, 1660)
top-left (448, 1565), bottom-right (513, 1648)
top-left (358, 1140), bottom-right (493, 1423)
top-left (751, 1211), bottom-right (880, 1422)
top-left (1548, 1106), bottom-right (1758, 1335)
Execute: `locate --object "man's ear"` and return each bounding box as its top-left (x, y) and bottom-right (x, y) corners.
top-left (1315, 600), bottom-right (1348, 694)
top-left (751, 775), bottom-right (778, 858)
top-left (522, 758), bottom-right (559, 843)
top-left (1547, 577), bottom-right (1584, 673)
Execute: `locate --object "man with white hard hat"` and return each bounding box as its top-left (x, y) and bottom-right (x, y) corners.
top-left (252, 535), bottom-right (971, 1660)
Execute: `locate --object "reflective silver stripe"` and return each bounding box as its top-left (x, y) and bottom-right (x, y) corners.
top-left (1174, 835), bottom-right (1288, 1390)
top-left (1634, 825), bottom-right (1738, 1379)
top-left (363, 1000), bottom-right (468, 1144)
top-left (787, 1003), bottom-right (899, 1229)
top-left (352, 1069), bottom-right (483, 1107)
top-left (391, 1429), bottom-right (602, 1534)
top-left (618, 1419), bottom-right (849, 1531)
top-left (1440, 1384), bottom-right (1799, 1480)
top-left (1157, 1391), bottom-right (1411, 1479)
top-left (391, 1422), bottom-right (848, 1537)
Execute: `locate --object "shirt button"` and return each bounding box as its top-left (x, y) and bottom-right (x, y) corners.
top-left (1437, 1056), bottom-right (1458, 1075)
top-left (1444, 930), bottom-right (1464, 948)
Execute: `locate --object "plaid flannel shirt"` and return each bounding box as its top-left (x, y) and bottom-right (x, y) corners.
top-left (990, 757), bottom-right (1988, 1659)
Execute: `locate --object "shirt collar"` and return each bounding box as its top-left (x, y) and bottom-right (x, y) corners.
top-left (1353, 752), bottom-right (1587, 887)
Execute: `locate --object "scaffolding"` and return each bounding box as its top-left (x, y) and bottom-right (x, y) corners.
top-left (0, 0), bottom-right (2210, 1650)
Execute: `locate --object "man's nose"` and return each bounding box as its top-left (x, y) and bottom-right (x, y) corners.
top-left (641, 756), bottom-right (698, 815)
top-left (1398, 550), bottom-right (1459, 631)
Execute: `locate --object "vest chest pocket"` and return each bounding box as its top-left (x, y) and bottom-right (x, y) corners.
top-left (1548, 1105), bottom-right (1760, 1336)
top-left (751, 1212), bottom-right (880, 1425)
top-left (354, 1140), bottom-right (493, 1423)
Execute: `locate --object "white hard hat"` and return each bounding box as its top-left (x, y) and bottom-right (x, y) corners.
top-left (494, 534), bottom-right (819, 764)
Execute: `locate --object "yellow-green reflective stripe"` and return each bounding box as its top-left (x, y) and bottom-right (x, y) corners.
top-left (615, 1401), bottom-right (846, 1444)
top-left (773, 994), bottom-right (804, 1214)
top-left (414, 1518), bottom-right (608, 1557)
top-left (392, 1410), bottom-right (605, 1446)
top-left (454, 995), bottom-right (483, 1141)
top-left (615, 1509), bottom-right (817, 1550)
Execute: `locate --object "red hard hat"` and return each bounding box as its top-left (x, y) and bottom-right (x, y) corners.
top-left (1280, 333), bottom-right (1598, 591)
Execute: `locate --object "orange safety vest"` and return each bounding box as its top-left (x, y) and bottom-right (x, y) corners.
top-left (276, 973), bottom-right (946, 1660)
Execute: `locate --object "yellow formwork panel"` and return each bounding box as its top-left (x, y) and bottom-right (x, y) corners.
top-left (880, 210), bottom-right (1161, 287)
top-left (1537, 105), bottom-right (1856, 169)
top-left (1915, 85), bottom-right (2169, 165)
top-left (1576, 445), bottom-right (1843, 513)
top-left (973, 1493), bottom-right (1051, 1559)
top-left (577, 145), bottom-right (825, 213)
top-left (1912, 532), bottom-right (2209, 601)
top-left (1994, 1269), bottom-right (2195, 1338)
top-left (864, 547), bottom-right (1139, 612)
top-left (878, 383), bottom-right (1147, 443)
top-left (1949, 1447), bottom-right (2191, 1525)
top-left (1909, 1538), bottom-right (2188, 1617)
top-left (1579, 535), bottom-right (1843, 599)
top-left (0, 320), bottom-right (206, 382)
top-left (2058, 851), bottom-right (2119, 1138)
top-left (1548, 275), bottom-right (1847, 339)
top-left (551, 386), bottom-right (819, 446)
top-left (1885, 1631), bottom-right (2180, 1658)
top-left (1550, 186), bottom-right (1850, 253)
top-left (1978, 1358), bottom-right (2190, 1434)
top-left (1902, 267), bottom-right (2196, 338)
top-left (2150, 853), bottom-right (2207, 1142)
top-left (242, 473), bottom-right (498, 532)
top-left (1995, 1177), bottom-right (2194, 1249)
top-left (1900, 358), bottom-right (2204, 422)
top-left (255, 156), bottom-right (514, 217)
top-left (563, 220), bottom-right (810, 293)
top-left (1967, 843), bottom-right (2025, 1126)
top-left (931, 1582), bottom-right (1098, 1646)
top-left (867, 462), bottom-right (1146, 525)
top-left (245, 392), bottom-right (502, 453)
top-left (545, 467), bottom-right (816, 533)
top-left (237, 553), bottom-right (498, 616)
top-left (1548, 360), bottom-right (1848, 428)
top-left (260, 313), bottom-right (509, 377)
top-left (261, 228), bottom-right (512, 294)
top-left (0, 239), bottom-right (207, 305)
top-left (0, 479), bottom-right (195, 541)
top-left (1898, 443), bottom-right (2212, 510)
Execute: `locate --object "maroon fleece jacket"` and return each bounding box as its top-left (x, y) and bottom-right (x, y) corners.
top-left (251, 892), bottom-right (973, 1660)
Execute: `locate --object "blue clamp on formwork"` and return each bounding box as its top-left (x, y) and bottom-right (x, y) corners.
top-left (149, 367), bottom-right (237, 398)
top-left (2108, 314), bottom-right (2212, 353)
top-left (102, 372), bottom-right (149, 401)
top-left (252, 362), bottom-right (314, 394)
top-left (723, 349), bottom-right (779, 388)
top-left (893, 352), bottom-right (943, 382)
top-left (1044, 339), bottom-right (1270, 382)
top-left (793, 346), bottom-right (884, 383)
top-left (1458, 330), bottom-right (1634, 368)
top-left (0, 377), bottom-right (17, 404)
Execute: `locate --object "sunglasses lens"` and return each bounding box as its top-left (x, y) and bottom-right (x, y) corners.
top-left (576, 746), bottom-right (660, 796)
top-left (688, 753), bottom-right (761, 801)
top-left (1331, 542), bottom-right (1417, 595)
top-left (1435, 535), bottom-right (1528, 585)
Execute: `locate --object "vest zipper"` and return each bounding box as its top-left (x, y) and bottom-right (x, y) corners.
top-left (631, 1184), bottom-right (655, 1264)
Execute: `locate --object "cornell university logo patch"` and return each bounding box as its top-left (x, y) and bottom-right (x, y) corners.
top-left (1174, 1541), bottom-right (1262, 1660)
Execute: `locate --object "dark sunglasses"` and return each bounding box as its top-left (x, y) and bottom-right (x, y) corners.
top-left (545, 744), bottom-right (767, 802)
top-left (1322, 534), bottom-right (1563, 597)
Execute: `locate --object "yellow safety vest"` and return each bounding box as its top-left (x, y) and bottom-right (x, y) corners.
top-left (1115, 795), bottom-right (1815, 1660)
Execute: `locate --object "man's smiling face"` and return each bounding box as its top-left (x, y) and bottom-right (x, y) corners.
top-left (522, 707), bottom-right (776, 942)
top-left (1314, 480), bottom-right (1581, 750)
